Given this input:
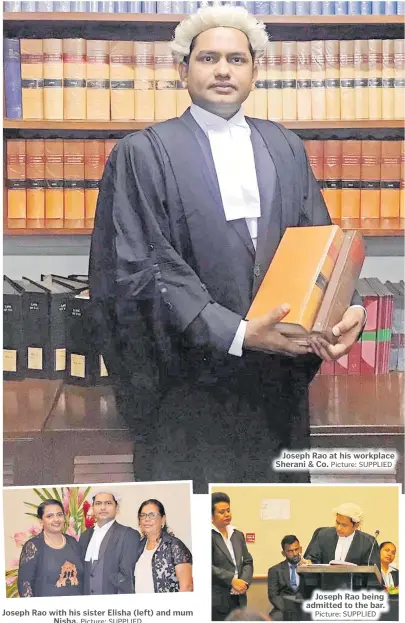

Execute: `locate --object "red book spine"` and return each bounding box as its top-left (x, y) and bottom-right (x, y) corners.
top-left (320, 360), bottom-right (335, 375)
top-left (347, 341), bottom-right (361, 375)
top-left (360, 294), bottom-right (378, 374)
top-left (334, 355), bottom-right (348, 375)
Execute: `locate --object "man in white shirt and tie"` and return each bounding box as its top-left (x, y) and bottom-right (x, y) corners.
top-left (79, 492), bottom-right (140, 595)
top-left (89, 4), bottom-right (366, 492)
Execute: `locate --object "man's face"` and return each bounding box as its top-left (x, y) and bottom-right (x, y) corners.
top-left (92, 493), bottom-right (118, 526)
top-left (179, 27), bottom-right (257, 117)
top-left (335, 514), bottom-right (358, 537)
top-left (212, 501), bottom-right (232, 531)
top-left (282, 540), bottom-right (302, 565)
top-left (380, 543), bottom-right (396, 565)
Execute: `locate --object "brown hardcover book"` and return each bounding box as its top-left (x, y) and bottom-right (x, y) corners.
top-left (311, 40), bottom-right (326, 121)
top-left (267, 41), bottom-right (282, 121)
top-left (340, 40), bottom-right (355, 120)
top-left (382, 39), bottom-right (395, 120)
top-left (45, 139), bottom-right (64, 228)
top-left (360, 140), bottom-right (381, 219)
top-left (341, 140), bottom-right (361, 219)
top-left (110, 40), bottom-right (135, 121)
top-left (84, 140), bottom-right (104, 228)
top-left (134, 41), bottom-right (155, 121)
top-left (246, 225), bottom-right (345, 335)
top-left (323, 140), bottom-right (342, 221)
top-left (176, 80), bottom-right (192, 117)
top-left (253, 51), bottom-right (267, 119)
top-left (154, 41), bottom-right (176, 122)
top-left (26, 139), bottom-right (45, 228)
top-left (6, 139), bottom-right (26, 229)
top-left (394, 39), bottom-right (405, 120)
top-left (86, 40), bottom-right (110, 120)
top-left (401, 141), bottom-right (405, 219)
top-left (242, 91), bottom-right (254, 117)
top-left (311, 230), bottom-right (365, 338)
top-left (325, 39), bottom-right (340, 121)
top-left (104, 139), bottom-right (117, 164)
top-left (64, 140), bottom-right (85, 228)
top-left (21, 39), bottom-right (44, 120)
top-left (43, 39), bottom-right (63, 120)
top-left (305, 140), bottom-right (324, 190)
top-left (63, 38), bottom-right (86, 120)
top-left (380, 141), bottom-right (401, 218)
top-left (368, 39), bottom-right (382, 120)
top-left (297, 41), bottom-right (311, 121)
top-left (282, 41), bottom-right (297, 120)
top-left (354, 39), bottom-right (369, 120)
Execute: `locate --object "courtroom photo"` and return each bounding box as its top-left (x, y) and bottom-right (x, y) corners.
top-left (210, 484), bottom-right (400, 622)
top-left (3, 481), bottom-right (193, 599)
top-left (3, 2), bottom-right (404, 498)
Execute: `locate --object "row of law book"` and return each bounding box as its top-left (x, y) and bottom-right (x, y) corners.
top-left (304, 139), bottom-right (405, 221)
top-left (6, 138), bottom-right (117, 229)
top-left (5, 2), bottom-right (405, 15)
top-left (3, 274), bottom-right (108, 386)
top-left (4, 37), bottom-right (405, 121)
top-left (319, 278), bottom-right (404, 375)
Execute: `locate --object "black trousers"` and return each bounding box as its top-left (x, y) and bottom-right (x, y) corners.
top-left (212, 595), bottom-right (241, 621)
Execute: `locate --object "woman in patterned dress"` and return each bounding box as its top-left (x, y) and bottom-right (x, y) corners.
top-left (18, 499), bottom-right (84, 597)
top-left (134, 499), bottom-right (193, 593)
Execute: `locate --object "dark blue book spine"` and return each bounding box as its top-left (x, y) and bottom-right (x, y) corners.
top-left (359, 1), bottom-right (371, 13)
top-left (309, 1), bottom-right (322, 13)
top-left (99, 1), bottom-right (115, 11)
top-left (398, 0), bottom-right (405, 13)
top-left (322, 1), bottom-right (335, 13)
top-left (115, 0), bottom-right (128, 10)
top-left (384, 1), bottom-right (397, 13)
top-left (4, 39), bottom-right (23, 120)
top-left (334, 1), bottom-right (348, 13)
top-left (254, 1), bottom-right (270, 12)
top-left (185, 1), bottom-right (198, 12)
top-left (36, 1), bottom-right (55, 10)
top-left (347, 1), bottom-right (360, 13)
top-left (21, 0), bottom-right (36, 9)
top-left (128, 1), bottom-right (142, 10)
top-left (4, 1), bottom-right (22, 10)
top-left (283, 1), bottom-right (296, 14)
top-left (371, 1), bottom-right (383, 13)
top-left (143, 1), bottom-right (157, 12)
top-left (269, 0), bottom-right (283, 12)
top-left (54, 1), bottom-right (70, 10)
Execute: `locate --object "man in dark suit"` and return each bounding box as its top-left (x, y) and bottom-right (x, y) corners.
top-left (79, 492), bottom-right (140, 595)
top-left (268, 535), bottom-right (312, 621)
top-left (212, 492), bottom-right (253, 621)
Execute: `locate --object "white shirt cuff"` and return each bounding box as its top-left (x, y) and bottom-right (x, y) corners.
top-left (228, 320), bottom-right (247, 357)
top-left (350, 304), bottom-right (367, 327)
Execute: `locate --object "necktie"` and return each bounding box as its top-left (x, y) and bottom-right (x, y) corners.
top-left (290, 565), bottom-right (297, 591)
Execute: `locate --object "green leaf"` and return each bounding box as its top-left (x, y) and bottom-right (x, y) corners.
top-left (78, 486), bottom-right (91, 509)
top-left (41, 487), bottom-right (54, 500)
top-left (33, 488), bottom-right (48, 502)
top-left (52, 488), bottom-right (63, 503)
top-left (25, 512), bottom-right (39, 519)
top-left (23, 502), bottom-right (39, 510)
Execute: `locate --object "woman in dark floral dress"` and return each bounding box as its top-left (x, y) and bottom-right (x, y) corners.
top-left (18, 499), bottom-right (84, 598)
top-left (134, 499), bottom-right (193, 593)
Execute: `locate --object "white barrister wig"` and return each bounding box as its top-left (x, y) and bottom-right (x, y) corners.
top-left (170, 3), bottom-right (269, 64)
top-left (333, 503), bottom-right (364, 524)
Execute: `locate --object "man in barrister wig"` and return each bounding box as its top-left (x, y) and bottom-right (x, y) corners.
top-left (89, 4), bottom-right (365, 492)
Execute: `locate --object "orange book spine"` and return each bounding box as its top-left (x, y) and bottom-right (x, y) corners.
top-left (354, 39), bottom-right (369, 120)
top-left (134, 41), bottom-right (155, 121)
top-left (154, 41), bottom-right (177, 122)
top-left (340, 40), bottom-right (355, 120)
top-left (380, 141), bottom-right (401, 218)
top-left (86, 40), bottom-right (110, 120)
top-left (282, 41), bottom-right (297, 120)
top-left (267, 41), bottom-right (282, 121)
top-left (311, 40), bottom-right (326, 121)
top-left (341, 140), bottom-right (361, 219)
top-left (325, 40), bottom-right (340, 121)
top-left (26, 139), bottom-right (45, 228)
top-left (6, 139), bottom-right (26, 228)
top-left (297, 41), bottom-right (311, 121)
top-left (253, 51), bottom-right (267, 119)
top-left (360, 140), bottom-right (381, 219)
top-left (21, 39), bottom-right (44, 120)
top-left (176, 79), bottom-right (192, 117)
top-left (104, 139), bottom-right (117, 164)
top-left (323, 140), bottom-right (342, 221)
top-left (63, 38), bottom-right (86, 120)
top-left (45, 139), bottom-right (64, 228)
top-left (43, 39), bottom-right (63, 120)
top-left (242, 91), bottom-right (254, 117)
top-left (382, 39), bottom-right (395, 120)
top-left (84, 140), bottom-right (105, 228)
top-left (394, 39), bottom-right (405, 120)
top-left (368, 39), bottom-right (382, 120)
top-left (304, 140), bottom-right (324, 190)
top-left (401, 141), bottom-right (405, 219)
top-left (63, 140), bottom-right (85, 227)
top-left (110, 40), bottom-right (135, 121)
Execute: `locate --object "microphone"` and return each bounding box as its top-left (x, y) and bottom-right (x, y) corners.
top-left (367, 530), bottom-right (380, 566)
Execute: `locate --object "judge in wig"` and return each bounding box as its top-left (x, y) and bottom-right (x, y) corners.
top-left (89, 4), bottom-right (365, 492)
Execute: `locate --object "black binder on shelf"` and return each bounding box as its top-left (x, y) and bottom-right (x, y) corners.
top-left (3, 276), bottom-right (25, 380)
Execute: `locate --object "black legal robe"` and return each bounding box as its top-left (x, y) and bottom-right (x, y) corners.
top-left (89, 110), bottom-right (331, 492)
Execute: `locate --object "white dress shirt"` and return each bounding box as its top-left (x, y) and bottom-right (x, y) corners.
top-left (334, 531), bottom-right (356, 562)
top-left (381, 564), bottom-right (397, 588)
top-left (212, 523), bottom-right (238, 579)
top-left (85, 519), bottom-right (115, 562)
top-left (134, 544), bottom-right (157, 593)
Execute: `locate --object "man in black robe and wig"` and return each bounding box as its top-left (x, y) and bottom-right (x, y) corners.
top-left (89, 4), bottom-right (365, 492)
